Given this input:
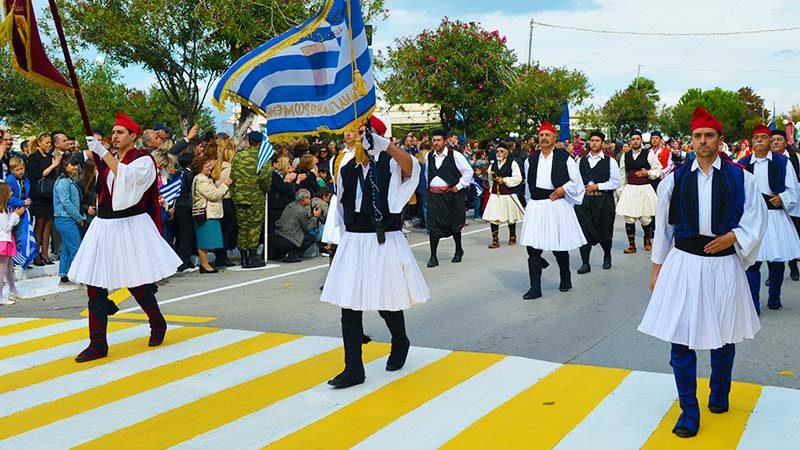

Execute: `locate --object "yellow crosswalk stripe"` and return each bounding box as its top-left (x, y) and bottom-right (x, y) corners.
top-left (0, 321), bottom-right (139, 360)
top-left (75, 342), bottom-right (392, 450)
top-left (0, 332), bottom-right (298, 441)
top-left (1, 325), bottom-right (214, 394)
top-left (110, 313), bottom-right (218, 324)
top-left (641, 380), bottom-right (762, 449)
top-left (0, 318), bottom-right (66, 337)
top-left (442, 364), bottom-right (630, 450)
top-left (267, 351), bottom-right (505, 450)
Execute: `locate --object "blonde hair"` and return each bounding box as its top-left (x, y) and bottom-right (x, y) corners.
top-left (273, 156), bottom-right (292, 176)
top-left (212, 139), bottom-right (237, 180)
top-left (8, 157), bottom-right (25, 170)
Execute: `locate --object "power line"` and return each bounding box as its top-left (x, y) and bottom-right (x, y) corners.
top-left (530, 20), bottom-right (798, 36)
top-left (643, 65), bottom-right (800, 75)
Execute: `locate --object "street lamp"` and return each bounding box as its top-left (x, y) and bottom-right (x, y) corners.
top-left (527, 19), bottom-right (534, 66)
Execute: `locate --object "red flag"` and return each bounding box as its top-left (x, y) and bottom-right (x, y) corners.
top-left (1, 0), bottom-right (72, 93)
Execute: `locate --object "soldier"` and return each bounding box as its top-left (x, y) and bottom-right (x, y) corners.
top-left (231, 131), bottom-right (272, 268)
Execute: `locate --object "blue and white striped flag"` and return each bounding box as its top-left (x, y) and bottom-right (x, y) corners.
top-left (12, 210), bottom-right (37, 269)
top-left (257, 136), bottom-right (275, 174)
top-left (213, 0), bottom-right (376, 142)
top-left (160, 177), bottom-right (182, 205)
top-left (470, 177), bottom-right (484, 196)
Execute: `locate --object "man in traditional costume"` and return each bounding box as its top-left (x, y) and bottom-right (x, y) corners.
top-left (70, 113), bottom-right (182, 362)
top-left (639, 107), bottom-right (766, 438)
top-left (770, 130), bottom-right (800, 281)
top-left (483, 145), bottom-right (525, 248)
top-left (519, 121), bottom-right (586, 299)
top-left (425, 129), bottom-right (473, 268)
top-left (739, 125), bottom-right (800, 313)
top-left (322, 121), bottom-right (429, 388)
top-left (575, 131), bottom-right (621, 273)
top-left (617, 130), bottom-right (662, 253)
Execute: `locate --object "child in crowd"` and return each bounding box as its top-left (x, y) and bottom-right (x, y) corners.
top-left (5, 157), bottom-right (31, 251)
top-left (471, 164), bottom-right (488, 219)
top-left (0, 183), bottom-right (24, 305)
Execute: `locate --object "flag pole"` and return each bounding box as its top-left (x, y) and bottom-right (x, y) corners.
top-left (47, 0), bottom-right (93, 136)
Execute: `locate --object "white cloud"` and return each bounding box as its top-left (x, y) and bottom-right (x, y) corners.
top-left (374, 0), bottom-right (800, 115)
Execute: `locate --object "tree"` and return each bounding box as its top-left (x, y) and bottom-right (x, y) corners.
top-left (600, 77), bottom-right (660, 138)
top-left (654, 105), bottom-right (683, 139)
top-left (672, 88), bottom-right (748, 141)
top-left (59, 0), bottom-right (387, 135)
top-left (737, 87), bottom-right (769, 121)
top-left (629, 77), bottom-right (660, 103)
top-left (377, 19), bottom-right (517, 138)
top-left (497, 64), bottom-right (591, 136)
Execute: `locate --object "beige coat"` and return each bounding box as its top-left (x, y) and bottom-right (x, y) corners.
top-left (192, 173), bottom-right (228, 219)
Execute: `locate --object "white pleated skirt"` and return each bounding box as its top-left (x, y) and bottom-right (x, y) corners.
top-left (757, 210), bottom-right (800, 262)
top-left (616, 184), bottom-right (657, 218)
top-left (482, 194), bottom-right (525, 225)
top-left (321, 230), bottom-right (430, 311)
top-left (321, 194), bottom-right (342, 245)
top-left (638, 249), bottom-right (760, 350)
top-left (68, 214), bottom-right (182, 290)
top-left (519, 198), bottom-right (587, 251)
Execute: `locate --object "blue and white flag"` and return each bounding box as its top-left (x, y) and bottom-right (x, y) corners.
top-left (160, 177), bottom-right (182, 205)
top-left (559, 102), bottom-right (571, 141)
top-left (257, 134), bottom-right (275, 174)
top-left (213, 0), bottom-right (376, 141)
top-left (12, 210), bottom-right (37, 269)
top-left (471, 177), bottom-right (484, 196)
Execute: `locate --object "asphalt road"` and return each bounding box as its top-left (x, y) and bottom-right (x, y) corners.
top-left (5, 218), bottom-right (800, 389)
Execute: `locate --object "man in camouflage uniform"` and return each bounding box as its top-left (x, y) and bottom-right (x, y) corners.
top-left (231, 131), bottom-right (272, 268)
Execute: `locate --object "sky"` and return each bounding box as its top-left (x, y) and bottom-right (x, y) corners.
top-left (119, 0), bottom-right (800, 130)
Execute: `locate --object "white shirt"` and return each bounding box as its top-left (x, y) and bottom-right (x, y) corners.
top-left (425, 148), bottom-right (474, 190)
top-left (523, 151), bottom-right (585, 206)
top-left (652, 156), bottom-right (768, 269)
top-left (651, 145), bottom-right (673, 179)
top-left (771, 149), bottom-right (800, 217)
top-left (618, 149), bottom-right (663, 191)
top-left (582, 152), bottom-right (622, 191)
top-left (488, 159), bottom-right (522, 191)
top-left (335, 158), bottom-right (421, 215)
top-left (107, 155), bottom-right (156, 212)
top-left (747, 151), bottom-right (799, 215)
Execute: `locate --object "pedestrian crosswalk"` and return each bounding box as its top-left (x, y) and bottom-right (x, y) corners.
top-left (0, 316), bottom-right (797, 449)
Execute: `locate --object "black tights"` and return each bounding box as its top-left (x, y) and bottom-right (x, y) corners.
top-left (430, 232), bottom-right (463, 257)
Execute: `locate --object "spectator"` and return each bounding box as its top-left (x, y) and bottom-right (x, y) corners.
top-left (317, 144), bottom-right (332, 171)
top-left (27, 132), bottom-right (60, 266)
top-left (79, 158), bottom-right (97, 237)
top-left (310, 188), bottom-right (331, 253)
top-left (267, 155), bottom-right (297, 259)
top-left (273, 188), bottom-right (320, 263)
top-left (0, 129), bottom-right (13, 178)
top-left (142, 129), bottom-right (163, 153)
top-left (5, 157), bottom-right (31, 249)
top-left (0, 183), bottom-right (23, 305)
top-left (213, 139), bottom-right (238, 267)
top-left (53, 154), bottom-right (85, 283)
top-left (471, 164), bottom-right (488, 219)
top-left (295, 154), bottom-right (319, 194)
top-left (172, 152), bottom-right (197, 272)
top-left (191, 155), bottom-right (231, 274)
top-left (170, 125), bottom-right (199, 155)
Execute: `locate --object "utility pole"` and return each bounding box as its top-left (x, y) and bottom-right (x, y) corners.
top-left (635, 65), bottom-right (641, 89)
top-left (527, 19), bottom-right (534, 66)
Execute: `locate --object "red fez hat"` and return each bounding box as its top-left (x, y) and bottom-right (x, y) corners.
top-left (751, 124), bottom-right (772, 137)
top-left (114, 112), bottom-right (141, 136)
top-left (538, 120), bottom-right (557, 135)
top-left (369, 116), bottom-right (387, 136)
top-left (690, 106), bottom-right (723, 135)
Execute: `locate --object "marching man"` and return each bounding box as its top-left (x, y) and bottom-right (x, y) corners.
top-left (617, 130), bottom-right (662, 254)
top-left (519, 121), bottom-right (586, 299)
top-left (322, 119), bottom-right (429, 388)
top-left (639, 107), bottom-right (766, 438)
top-left (483, 145), bottom-right (525, 248)
top-left (70, 113), bottom-right (182, 362)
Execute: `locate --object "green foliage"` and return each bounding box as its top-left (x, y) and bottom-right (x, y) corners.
top-left (601, 78), bottom-right (660, 138)
top-left (672, 88), bottom-right (748, 141)
top-left (737, 87), bottom-right (769, 121)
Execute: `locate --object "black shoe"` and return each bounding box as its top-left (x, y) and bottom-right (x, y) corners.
top-left (34, 258), bottom-right (45, 267)
top-left (540, 257), bottom-right (550, 269)
top-left (386, 337), bottom-right (410, 372)
top-left (602, 255), bottom-right (612, 270)
top-left (559, 280), bottom-right (572, 292)
top-left (451, 251), bottom-right (463, 263)
top-left (320, 285), bottom-right (324, 292)
top-left (523, 289), bottom-right (542, 300)
top-left (577, 264), bottom-right (591, 274)
top-left (249, 252), bottom-right (266, 268)
top-left (672, 426), bottom-right (697, 439)
top-left (177, 263), bottom-right (196, 273)
top-left (327, 371), bottom-right (366, 389)
top-left (791, 267), bottom-right (800, 281)
top-left (427, 256), bottom-right (439, 268)
top-left (767, 304), bottom-right (782, 310)
top-left (199, 265), bottom-right (219, 274)
top-left (149, 329), bottom-right (166, 347)
top-left (240, 250), bottom-right (251, 269)
top-left (708, 404), bottom-right (728, 414)
top-left (282, 252), bottom-right (301, 263)
top-left (60, 276), bottom-right (70, 283)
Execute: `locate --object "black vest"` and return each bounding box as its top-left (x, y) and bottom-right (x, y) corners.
top-left (527, 149), bottom-right (570, 195)
top-left (491, 159), bottom-right (514, 178)
top-left (340, 153), bottom-right (402, 233)
top-left (624, 150), bottom-right (651, 172)
top-left (579, 154), bottom-right (611, 186)
top-left (427, 150), bottom-right (461, 187)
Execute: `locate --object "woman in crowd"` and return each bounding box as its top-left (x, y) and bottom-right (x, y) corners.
top-left (267, 155), bottom-right (298, 259)
top-left (27, 132), bottom-right (61, 266)
top-left (213, 139), bottom-right (238, 267)
top-left (53, 154), bottom-right (85, 283)
top-left (295, 154), bottom-right (320, 195)
top-left (191, 155), bottom-right (231, 274)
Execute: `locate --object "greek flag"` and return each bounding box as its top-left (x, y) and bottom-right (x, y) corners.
top-left (257, 136), bottom-right (275, 174)
top-left (160, 177), bottom-right (182, 205)
top-left (212, 0), bottom-right (375, 142)
top-left (12, 210), bottom-right (37, 269)
top-left (471, 177), bottom-right (484, 196)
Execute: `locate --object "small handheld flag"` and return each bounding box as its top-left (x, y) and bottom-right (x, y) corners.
top-left (159, 177), bottom-right (182, 205)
